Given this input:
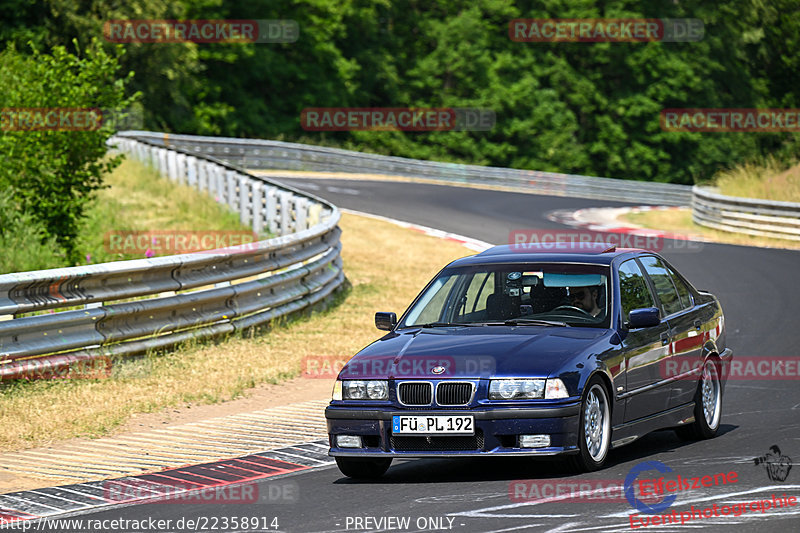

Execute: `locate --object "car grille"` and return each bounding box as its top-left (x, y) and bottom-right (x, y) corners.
top-left (390, 431), bottom-right (484, 452)
top-left (436, 382), bottom-right (473, 405)
top-left (398, 382), bottom-right (432, 405)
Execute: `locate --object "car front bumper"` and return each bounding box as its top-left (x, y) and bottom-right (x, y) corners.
top-left (325, 404), bottom-right (581, 458)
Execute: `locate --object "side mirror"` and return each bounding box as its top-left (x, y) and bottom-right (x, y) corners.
top-left (375, 312), bottom-right (397, 331)
top-left (628, 307), bottom-right (661, 329)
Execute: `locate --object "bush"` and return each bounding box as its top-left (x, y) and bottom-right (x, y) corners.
top-left (0, 190), bottom-right (65, 274)
top-left (0, 39), bottom-right (137, 262)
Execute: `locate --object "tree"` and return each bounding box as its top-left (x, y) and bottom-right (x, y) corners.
top-left (0, 40), bottom-right (137, 260)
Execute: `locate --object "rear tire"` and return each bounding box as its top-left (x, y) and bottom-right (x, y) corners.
top-left (569, 377), bottom-right (611, 472)
top-left (335, 457), bottom-right (392, 479)
top-left (675, 358), bottom-right (721, 441)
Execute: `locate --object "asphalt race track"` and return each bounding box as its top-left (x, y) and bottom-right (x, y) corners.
top-left (44, 179), bottom-right (800, 533)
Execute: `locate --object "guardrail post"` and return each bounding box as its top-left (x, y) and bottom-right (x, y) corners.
top-left (266, 188), bottom-right (278, 235)
top-left (207, 164), bottom-right (218, 198)
top-left (251, 182), bottom-right (264, 236)
top-left (167, 151), bottom-right (178, 181)
top-left (196, 159), bottom-right (206, 192)
top-left (176, 153), bottom-right (187, 185)
top-left (308, 203), bottom-right (322, 227)
top-left (296, 198), bottom-right (308, 231)
top-left (216, 166), bottom-right (226, 204)
top-left (190, 156), bottom-right (200, 187)
top-left (158, 148), bottom-right (168, 175)
top-left (227, 171), bottom-right (239, 211)
top-left (239, 177), bottom-right (251, 226)
top-left (279, 192), bottom-right (291, 236)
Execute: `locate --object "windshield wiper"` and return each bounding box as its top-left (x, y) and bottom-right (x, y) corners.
top-left (414, 322), bottom-right (482, 328)
top-left (501, 318), bottom-right (570, 327)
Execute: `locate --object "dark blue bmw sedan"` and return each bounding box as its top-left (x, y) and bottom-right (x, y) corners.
top-left (325, 243), bottom-right (732, 477)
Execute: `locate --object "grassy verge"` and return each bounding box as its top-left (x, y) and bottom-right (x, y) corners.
top-left (622, 208), bottom-right (800, 250)
top-left (0, 157), bottom-right (252, 274)
top-left (77, 156), bottom-right (253, 264)
top-left (714, 158), bottom-right (800, 203)
top-left (622, 159), bottom-right (800, 249)
top-left (0, 213), bottom-right (473, 451)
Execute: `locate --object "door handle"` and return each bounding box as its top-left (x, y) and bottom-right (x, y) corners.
top-left (660, 332), bottom-right (670, 345)
top-left (693, 320), bottom-right (702, 331)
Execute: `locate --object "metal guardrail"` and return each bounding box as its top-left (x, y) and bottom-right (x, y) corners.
top-left (120, 131), bottom-right (693, 206)
top-left (0, 135), bottom-right (345, 380)
top-left (692, 186), bottom-right (800, 241)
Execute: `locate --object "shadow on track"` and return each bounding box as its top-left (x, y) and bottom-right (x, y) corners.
top-left (331, 424), bottom-right (738, 485)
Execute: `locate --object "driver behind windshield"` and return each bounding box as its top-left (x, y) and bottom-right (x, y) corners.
top-left (568, 286), bottom-right (602, 317)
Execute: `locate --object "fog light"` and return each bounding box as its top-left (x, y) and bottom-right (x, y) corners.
top-left (520, 434), bottom-right (550, 448)
top-left (336, 435), bottom-right (362, 448)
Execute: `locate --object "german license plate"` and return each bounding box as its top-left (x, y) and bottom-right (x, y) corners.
top-left (392, 415), bottom-right (474, 435)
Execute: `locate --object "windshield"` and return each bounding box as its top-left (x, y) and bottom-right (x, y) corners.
top-left (400, 263), bottom-right (611, 328)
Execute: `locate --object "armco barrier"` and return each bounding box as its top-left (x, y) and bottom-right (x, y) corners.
top-left (0, 135), bottom-right (345, 380)
top-left (119, 131), bottom-right (693, 206)
top-left (692, 185), bottom-right (800, 241)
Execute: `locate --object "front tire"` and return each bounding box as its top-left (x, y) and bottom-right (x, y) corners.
top-left (570, 377), bottom-right (611, 472)
top-left (676, 358), bottom-right (721, 441)
top-left (335, 457), bottom-right (392, 479)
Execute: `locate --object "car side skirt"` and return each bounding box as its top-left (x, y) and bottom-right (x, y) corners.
top-left (610, 402), bottom-right (695, 449)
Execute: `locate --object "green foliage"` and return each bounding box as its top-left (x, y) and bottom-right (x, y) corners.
top-left (182, 0), bottom-right (799, 184)
top-left (0, 190), bottom-right (65, 273)
top-left (1, 0), bottom-right (799, 191)
top-left (0, 40), bottom-right (136, 260)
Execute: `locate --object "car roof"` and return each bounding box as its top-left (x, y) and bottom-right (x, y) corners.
top-left (449, 243), bottom-right (649, 267)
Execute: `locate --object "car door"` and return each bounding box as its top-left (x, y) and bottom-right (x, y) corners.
top-left (637, 256), bottom-right (699, 410)
top-left (618, 258), bottom-right (672, 422)
top-left (660, 261), bottom-right (705, 407)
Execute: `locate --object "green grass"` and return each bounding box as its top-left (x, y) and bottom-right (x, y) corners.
top-left (0, 156), bottom-right (254, 274)
top-left (0, 190), bottom-right (66, 274)
top-left (76, 156), bottom-right (253, 264)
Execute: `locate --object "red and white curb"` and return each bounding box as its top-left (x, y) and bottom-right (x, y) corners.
top-left (547, 206), bottom-right (709, 243)
top-left (0, 441), bottom-right (331, 526)
top-left (341, 208), bottom-right (494, 252)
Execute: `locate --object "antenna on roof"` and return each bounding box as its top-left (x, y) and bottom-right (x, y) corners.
top-left (601, 245), bottom-right (616, 253)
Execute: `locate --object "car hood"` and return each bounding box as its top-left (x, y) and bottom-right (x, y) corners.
top-left (340, 327), bottom-right (614, 380)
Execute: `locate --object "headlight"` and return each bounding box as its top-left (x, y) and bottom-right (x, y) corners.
top-left (341, 380), bottom-right (388, 400)
top-left (488, 378), bottom-right (570, 399)
top-left (489, 379), bottom-right (545, 399)
top-left (366, 380), bottom-right (388, 399)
